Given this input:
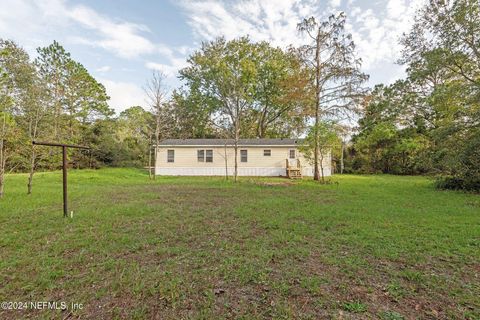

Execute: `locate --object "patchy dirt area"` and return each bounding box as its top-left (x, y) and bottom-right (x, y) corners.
top-left (255, 180), bottom-right (297, 187)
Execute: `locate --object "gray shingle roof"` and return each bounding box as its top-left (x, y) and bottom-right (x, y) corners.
top-left (158, 138), bottom-right (302, 146)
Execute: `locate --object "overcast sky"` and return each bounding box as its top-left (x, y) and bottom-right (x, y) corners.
top-left (0, 0), bottom-right (425, 114)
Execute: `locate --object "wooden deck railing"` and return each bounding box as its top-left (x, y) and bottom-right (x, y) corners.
top-left (286, 159), bottom-right (302, 179)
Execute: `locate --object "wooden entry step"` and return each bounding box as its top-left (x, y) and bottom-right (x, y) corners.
top-left (286, 159), bottom-right (302, 179)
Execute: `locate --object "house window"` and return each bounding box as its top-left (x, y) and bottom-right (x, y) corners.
top-left (197, 150), bottom-right (204, 162)
top-left (240, 149), bottom-right (248, 162)
top-left (205, 150), bottom-right (213, 162)
top-left (197, 149), bottom-right (213, 162)
top-left (289, 149), bottom-right (296, 159)
top-left (263, 149), bottom-right (271, 156)
top-left (167, 150), bottom-right (175, 162)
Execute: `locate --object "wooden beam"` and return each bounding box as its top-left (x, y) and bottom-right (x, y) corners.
top-left (32, 141), bottom-right (91, 217)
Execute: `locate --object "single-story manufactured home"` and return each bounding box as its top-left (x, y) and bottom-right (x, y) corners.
top-left (155, 139), bottom-right (331, 177)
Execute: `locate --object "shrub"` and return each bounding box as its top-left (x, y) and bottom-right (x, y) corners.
top-left (434, 176), bottom-right (480, 192)
top-left (434, 131), bottom-right (480, 192)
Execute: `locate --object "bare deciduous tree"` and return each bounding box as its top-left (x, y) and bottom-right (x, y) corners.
top-left (335, 123), bottom-right (351, 175)
top-left (144, 70), bottom-right (169, 180)
top-left (26, 78), bottom-right (48, 194)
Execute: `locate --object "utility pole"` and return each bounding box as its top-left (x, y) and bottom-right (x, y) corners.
top-left (32, 141), bottom-right (90, 218)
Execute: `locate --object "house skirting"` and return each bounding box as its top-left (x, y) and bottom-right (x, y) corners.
top-left (155, 167), bottom-right (330, 177)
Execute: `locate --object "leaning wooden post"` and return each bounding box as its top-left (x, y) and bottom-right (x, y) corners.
top-left (32, 141), bottom-right (90, 218)
top-left (62, 145), bottom-right (68, 217)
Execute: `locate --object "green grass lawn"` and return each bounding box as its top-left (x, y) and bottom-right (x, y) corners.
top-left (0, 168), bottom-right (479, 319)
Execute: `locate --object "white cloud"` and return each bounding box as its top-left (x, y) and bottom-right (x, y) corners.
top-left (96, 65), bottom-right (111, 73)
top-left (386, 0), bottom-right (407, 19)
top-left (145, 62), bottom-right (178, 78)
top-left (145, 55), bottom-right (188, 78)
top-left (100, 79), bottom-right (146, 113)
top-left (67, 5), bottom-right (156, 59)
top-left (178, 0), bottom-right (426, 84)
top-left (329, 0), bottom-right (342, 8)
top-left (346, 0), bottom-right (425, 70)
top-left (0, 0), bottom-right (71, 53)
top-left (0, 0), bottom-right (176, 61)
top-left (179, 0), bottom-right (322, 48)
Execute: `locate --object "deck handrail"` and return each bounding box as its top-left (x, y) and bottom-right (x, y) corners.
top-left (286, 158), bottom-right (301, 169)
top-left (286, 158), bottom-right (302, 179)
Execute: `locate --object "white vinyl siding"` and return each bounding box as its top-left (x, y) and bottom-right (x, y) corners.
top-left (155, 145), bottom-right (332, 177)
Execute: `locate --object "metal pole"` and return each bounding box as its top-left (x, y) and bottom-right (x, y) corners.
top-left (62, 145), bottom-right (68, 218)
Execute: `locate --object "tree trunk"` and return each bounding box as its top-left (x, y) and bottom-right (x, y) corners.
top-left (153, 144), bottom-right (158, 180)
top-left (259, 122), bottom-right (267, 139)
top-left (27, 145), bottom-right (36, 195)
top-left (319, 151), bottom-right (325, 183)
top-left (0, 115), bottom-right (5, 199)
top-left (257, 124), bottom-right (264, 139)
top-left (148, 140), bottom-right (153, 180)
top-left (258, 103), bottom-right (268, 138)
top-left (340, 140), bottom-right (344, 174)
top-left (313, 30), bottom-right (322, 181)
top-left (0, 170), bottom-right (4, 199)
top-left (224, 141), bottom-right (228, 180)
top-left (234, 120), bottom-right (239, 182)
top-left (154, 107), bottom-right (161, 181)
top-left (234, 140), bottom-right (238, 182)
top-left (0, 148), bottom-right (4, 199)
